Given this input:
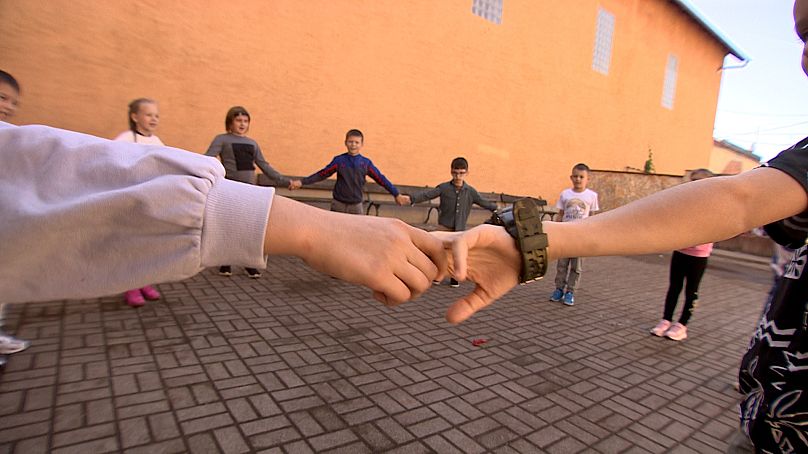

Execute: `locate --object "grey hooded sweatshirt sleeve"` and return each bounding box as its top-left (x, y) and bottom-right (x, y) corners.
top-left (0, 122), bottom-right (275, 303)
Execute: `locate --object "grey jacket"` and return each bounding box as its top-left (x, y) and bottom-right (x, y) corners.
top-left (410, 181), bottom-right (497, 231)
top-left (205, 133), bottom-right (290, 186)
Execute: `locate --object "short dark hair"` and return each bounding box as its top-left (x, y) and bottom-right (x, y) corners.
top-left (0, 70), bottom-right (20, 94)
top-left (345, 129), bottom-right (364, 142)
top-left (451, 157), bottom-right (468, 170)
top-left (572, 163), bottom-right (590, 173)
top-left (689, 168), bottom-right (715, 180)
top-left (225, 106), bottom-right (250, 131)
top-left (127, 98), bottom-right (156, 133)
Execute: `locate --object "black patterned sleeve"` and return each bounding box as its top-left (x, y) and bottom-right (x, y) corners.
top-left (764, 136), bottom-right (808, 248)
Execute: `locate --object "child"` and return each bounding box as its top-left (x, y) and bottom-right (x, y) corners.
top-left (205, 106), bottom-right (293, 278)
top-left (650, 168), bottom-right (715, 341)
top-left (0, 70), bottom-right (30, 360)
top-left (113, 98), bottom-right (164, 145)
top-left (0, 69), bottom-right (20, 122)
top-left (290, 129), bottom-right (410, 214)
top-left (549, 163), bottom-right (599, 305)
top-left (114, 98), bottom-right (165, 307)
top-left (437, 6), bottom-right (808, 442)
top-left (408, 157), bottom-right (497, 287)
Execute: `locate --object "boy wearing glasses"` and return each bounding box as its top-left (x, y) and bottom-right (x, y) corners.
top-left (409, 157), bottom-right (497, 287)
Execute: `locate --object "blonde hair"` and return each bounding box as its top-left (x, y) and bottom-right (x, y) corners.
top-left (127, 98), bottom-right (156, 133)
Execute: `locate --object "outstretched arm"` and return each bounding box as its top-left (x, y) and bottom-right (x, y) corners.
top-left (439, 167), bottom-right (807, 324)
top-left (265, 195), bottom-right (448, 305)
top-left (204, 135), bottom-right (223, 158)
top-left (410, 186), bottom-right (442, 205)
top-left (254, 145), bottom-right (291, 187)
top-left (366, 161), bottom-right (402, 198)
top-left (301, 158), bottom-right (338, 185)
top-left (470, 188), bottom-right (498, 211)
top-left (547, 168), bottom-right (804, 259)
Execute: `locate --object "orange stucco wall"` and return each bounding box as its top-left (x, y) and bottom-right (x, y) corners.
top-left (1, 0), bottom-right (727, 202)
top-left (709, 145), bottom-right (760, 174)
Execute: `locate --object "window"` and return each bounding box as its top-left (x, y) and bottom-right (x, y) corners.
top-left (592, 7), bottom-right (615, 75)
top-left (472, 0), bottom-right (503, 25)
top-left (661, 53), bottom-right (679, 109)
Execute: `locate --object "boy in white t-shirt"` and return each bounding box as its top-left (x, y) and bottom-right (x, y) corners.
top-left (549, 163), bottom-right (599, 306)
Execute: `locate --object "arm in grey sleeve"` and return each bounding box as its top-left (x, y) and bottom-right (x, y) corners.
top-left (204, 135), bottom-right (223, 157)
top-left (0, 122), bottom-right (274, 304)
top-left (409, 186), bottom-right (442, 204)
top-left (471, 188), bottom-right (498, 211)
top-left (254, 143), bottom-right (291, 186)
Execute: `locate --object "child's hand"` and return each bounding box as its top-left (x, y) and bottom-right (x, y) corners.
top-left (288, 180), bottom-right (302, 190)
top-left (432, 225), bottom-right (521, 324)
top-left (307, 215), bottom-right (448, 304)
top-left (265, 196), bottom-right (448, 305)
top-left (395, 194), bottom-right (411, 206)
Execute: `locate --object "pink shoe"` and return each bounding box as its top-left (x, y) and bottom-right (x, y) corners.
top-left (140, 285), bottom-right (161, 300)
top-left (665, 322), bottom-right (688, 341)
top-left (124, 289), bottom-right (146, 307)
top-left (650, 320), bottom-right (671, 337)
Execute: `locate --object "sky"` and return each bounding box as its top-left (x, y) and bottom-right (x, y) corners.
top-left (687, 0), bottom-right (808, 161)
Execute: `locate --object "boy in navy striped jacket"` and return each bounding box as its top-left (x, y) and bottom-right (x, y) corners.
top-left (291, 129), bottom-right (410, 214)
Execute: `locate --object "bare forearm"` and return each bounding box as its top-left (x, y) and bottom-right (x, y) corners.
top-left (545, 167), bottom-right (806, 259)
top-left (264, 195), bottom-right (317, 257)
top-left (262, 195), bottom-right (447, 305)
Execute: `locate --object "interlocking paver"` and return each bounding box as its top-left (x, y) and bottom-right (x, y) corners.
top-left (0, 254), bottom-right (772, 452)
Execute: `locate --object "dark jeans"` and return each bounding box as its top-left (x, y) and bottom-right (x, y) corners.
top-left (663, 251), bottom-right (708, 325)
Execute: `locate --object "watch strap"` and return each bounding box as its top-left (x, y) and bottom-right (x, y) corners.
top-left (512, 198), bottom-right (548, 283)
top-left (485, 197), bottom-right (549, 283)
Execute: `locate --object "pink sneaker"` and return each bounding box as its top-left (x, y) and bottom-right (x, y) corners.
top-left (124, 289), bottom-right (146, 307)
top-left (665, 322), bottom-right (688, 341)
top-left (140, 285), bottom-right (161, 300)
top-left (650, 320), bottom-right (671, 337)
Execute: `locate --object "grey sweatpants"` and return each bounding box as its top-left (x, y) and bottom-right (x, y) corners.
top-left (330, 200), bottom-right (364, 215)
top-left (554, 257), bottom-right (583, 291)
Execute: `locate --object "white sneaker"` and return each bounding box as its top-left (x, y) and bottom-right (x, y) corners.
top-left (650, 320), bottom-right (671, 337)
top-left (0, 334), bottom-right (30, 354)
top-left (664, 322), bottom-right (688, 341)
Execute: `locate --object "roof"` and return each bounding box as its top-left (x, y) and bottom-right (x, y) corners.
top-left (713, 139), bottom-right (761, 161)
top-left (670, 0), bottom-right (749, 61)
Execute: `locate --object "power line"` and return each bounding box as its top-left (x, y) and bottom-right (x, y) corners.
top-left (713, 120), bottom-right (808, 136)
top-left (715, 131), bottom-right (808, 136)
top-left (751, 141), bottom-right (804, 146)
top-left (717, 109), bottom-right (808, 117)
top-left (714, 137), bottom-right (804, 147)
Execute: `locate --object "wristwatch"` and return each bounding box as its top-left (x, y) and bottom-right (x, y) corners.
top-left (486, 197), bottom-right (549, 284)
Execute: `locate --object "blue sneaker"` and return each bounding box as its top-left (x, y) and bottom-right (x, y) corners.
top-left (549, 288), bottom-right (564, 302)
top-left (563, 291), bottom-right (575, 306)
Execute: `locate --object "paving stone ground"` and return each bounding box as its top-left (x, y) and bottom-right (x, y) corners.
top-left (0, 253), bottom-right (771, 453)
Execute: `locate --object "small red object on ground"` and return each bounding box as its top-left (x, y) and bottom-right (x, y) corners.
top-left (471, 338), bottom-right (488, 347)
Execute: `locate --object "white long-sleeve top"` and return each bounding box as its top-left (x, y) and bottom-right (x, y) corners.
top-left (0, 122), bottom-right (275, 303)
